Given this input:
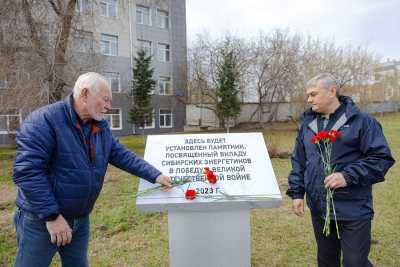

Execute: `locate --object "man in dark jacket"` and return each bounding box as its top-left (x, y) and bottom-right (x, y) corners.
top-left (287, 73), bottom-right (394, 267)
top-left (12, 72), bottom-right (172, 267)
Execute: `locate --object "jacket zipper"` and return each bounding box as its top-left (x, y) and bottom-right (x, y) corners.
top-left (75, 124), bottom-right (94, 215)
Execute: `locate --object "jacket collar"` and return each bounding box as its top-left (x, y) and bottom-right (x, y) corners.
top-left (64, 94), bottom-right (107, 134)
top-left (305, 95), bottom-right (360, 134)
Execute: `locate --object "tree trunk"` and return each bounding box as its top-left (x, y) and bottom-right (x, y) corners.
top-left (48, 0), bottom-right (76, 103)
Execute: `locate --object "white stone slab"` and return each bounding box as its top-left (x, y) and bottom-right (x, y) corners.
top-left (136, 133), bottom-right (282, 211)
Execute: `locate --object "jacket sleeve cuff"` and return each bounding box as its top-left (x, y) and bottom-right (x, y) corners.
top-left (286, 189), bottom-right (305, 199)
top-left (38, 209), bottom-right (60, 220)
top-left (289, 194), bottom-right (305, 200)
top-left (341, 171), bottom-right (355, 186)
top-left (148, 170), bottom-right (162, 184)
top-left (44, 213), bottom-right (60, 221)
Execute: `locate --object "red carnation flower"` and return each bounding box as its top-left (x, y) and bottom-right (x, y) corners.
top-left (329, 130), bottom-right (342, 139)
top-left (311, 135), bottom-right (321, 144)
top-left (318, 131), bottom-right (329, 140)
top-left (206, 171), bottom-right (217, 184)
top-left (185, 189), bottom-right (196, 200)
top-left (327, 134), bottom-right (335, 143)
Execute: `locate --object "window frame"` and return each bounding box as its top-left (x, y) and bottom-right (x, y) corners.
top-left (156, 8), bottom-right (169, 29)
top-left (136, 5), bottom-right (151, 26)
top-left (0, 113), bottom-right (22, 134)
top-left (159, 109), bottom-right (173, 128)
top-left (100, 0), bottom-right (118, 18)
top-left (158, 43), bottom-right (170, 62)
top-left (75, 0), bottom-right (91, 14)
top-left (100, 33), bottom-right (119, 56)
top-left (0, 80), bottom-right (8, 90)
top-left (105, 108), bottom-right (122, 130)
top-left (158, 76), bottom-right (172, 95)
top-left (144, 109), bottom-right (155, 129)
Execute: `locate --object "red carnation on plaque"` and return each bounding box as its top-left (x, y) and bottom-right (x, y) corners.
top-left (185, 189), bottom-right (196, 200)
top-left (311, 129), bottom-right (342, 238)
top-left (204, 167), bottom-right (218, 184)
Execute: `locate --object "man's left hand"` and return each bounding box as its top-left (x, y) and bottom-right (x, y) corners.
top-left (324, 172), bottom-right (347, 189)
top-left (155, 175), bottom-right (172, 191)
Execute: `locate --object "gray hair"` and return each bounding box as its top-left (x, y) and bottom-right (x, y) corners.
top-left (72, 72), bottom-right (110, 99)
top-left (306, 73), bottom-right (340, 96)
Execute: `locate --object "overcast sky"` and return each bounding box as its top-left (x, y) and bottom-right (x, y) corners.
top-left (186, 0), bottom-right (399, 61)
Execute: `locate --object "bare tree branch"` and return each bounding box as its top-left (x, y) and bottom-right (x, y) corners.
top-left (21, 0), bottom-right (47, 61)
top-left (48, 0), bottom-right (61, 15)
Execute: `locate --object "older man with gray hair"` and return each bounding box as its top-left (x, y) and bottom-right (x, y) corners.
top-left (12, 72), bottom-right (172, 267)
top-left (287, 73), bottom-right (394, 267)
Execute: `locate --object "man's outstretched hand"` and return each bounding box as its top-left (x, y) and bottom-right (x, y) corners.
top-left (155, 174), bottom-right (172, 191)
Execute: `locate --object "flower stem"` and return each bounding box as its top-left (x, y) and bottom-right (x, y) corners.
top-left (323, 188), bottom-right (331, 236)
top-left (323, 188), bottom-right (341, 239)
top-left (330, 189), bottom-right (341, 239)
top-left (134, 178), bottom-right (191, 198)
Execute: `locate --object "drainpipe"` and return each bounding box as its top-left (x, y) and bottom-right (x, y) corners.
top-left (128, 0), bottom-right (135, 134)
top-left (128, 0), bottom-right (134, 71)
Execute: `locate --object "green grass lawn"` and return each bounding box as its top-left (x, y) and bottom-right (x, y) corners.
top-left (0, 113), bottom-right (399, 266)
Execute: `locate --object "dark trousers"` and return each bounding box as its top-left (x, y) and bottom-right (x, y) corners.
top-left (311, 216), bottom-right (373, 267)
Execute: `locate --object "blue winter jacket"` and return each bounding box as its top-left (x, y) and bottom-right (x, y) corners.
top-left (287, 96), bottom-right (395, 220)
top-left (13, 95), bottom-right (161, 220)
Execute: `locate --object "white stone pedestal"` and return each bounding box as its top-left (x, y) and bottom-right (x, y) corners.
top-left (168, 209), bottom-right (250, 267)
top-left (137, 133), bottom-right (283, 267)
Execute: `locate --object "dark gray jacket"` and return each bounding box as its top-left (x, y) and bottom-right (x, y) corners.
top-left (287, 96), bottom-right (395, 220)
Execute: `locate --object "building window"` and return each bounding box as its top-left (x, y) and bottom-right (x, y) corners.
top-left (0, 80), bottom-right (8, 90)
top-left (137, 39), bottom-right (152, 56)
top-left (159, 109), bottom-right (173, 128)
top-left (136, 5), bottom-right (151, 25)
top-left (156, 9), bottom-right (169, 29)
top-left (103, 72), bottom-right (120, 92)
top-left (144, 110), bottom-right (155, 129)
top-left (158, 43), bottom-right (170, 62)
top-left (73, 30), bottom-right (93, 53)
top-left (100, 0), bottom-right (117, 17)
top-left (105, 108), bottom-right (122, 130)
top-left (100, 34), bottom-right (118, 56)
top-left (0, 113), bottom-right (21, 134)
top-left (76, 0), bottom-right (91, 14)
top-left (158, 76), bottom-right (172, 95)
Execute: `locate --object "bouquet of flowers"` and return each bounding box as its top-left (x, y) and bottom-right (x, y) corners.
top-left (311, 129), bottom-right (342, 238)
